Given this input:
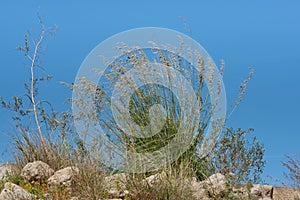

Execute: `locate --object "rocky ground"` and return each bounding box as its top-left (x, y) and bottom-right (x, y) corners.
top-left (0, 162), bottom-right (299, 200)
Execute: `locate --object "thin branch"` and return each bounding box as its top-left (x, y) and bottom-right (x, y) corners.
top-left (27, 23), bottom-right (46, 147)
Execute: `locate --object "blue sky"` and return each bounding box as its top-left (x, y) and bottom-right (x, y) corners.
top-left (0, 0), bottom-right (299, 185)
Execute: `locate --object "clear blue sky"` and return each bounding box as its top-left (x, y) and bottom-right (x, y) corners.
top-left (0, 0), bottom-right (299, 185)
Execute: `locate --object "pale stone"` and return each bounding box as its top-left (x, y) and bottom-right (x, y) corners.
top-left (145, 172), bottom-right (167, 186)
top-left (0, 182), bottom-right (36, 200)
top-left (48, 166), bottom-right (79, 188)
top-left (191, 173), bottom-right (226, 199)
top-left (21, 161), bottom-right (54, 182)
top-left (251, 184), bottom-right (273, 198)
top-left (104, 173), bottom-right (127, 190)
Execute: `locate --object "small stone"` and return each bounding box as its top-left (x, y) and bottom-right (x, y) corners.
top-left (251, 184), bottom-right (273, 198)
top-left (21, 161), bottom-right (54, 182)
top-left (104, 173), bottom-right (127, 190)
top-left (0, 182), bottom-right (36, 200)
top-left (145, 172), bottom-right (167, 186)
top-left (48, 166), bottom-right (79, 188)
top-left (191, 173), bottom-right (226, 199)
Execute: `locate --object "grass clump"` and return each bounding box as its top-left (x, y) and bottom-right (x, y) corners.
top-left (0, 18), bottom-right (267, 199)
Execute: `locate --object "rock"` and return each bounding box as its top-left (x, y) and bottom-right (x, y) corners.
top-left (0, 164), bottom-right (17, 181)
top-left (272, 186), bottom-right (300, 200)
top-left (231, 186), bottom-right (248, 199)
top-left (250, 184), bottom-right (273, 198)
top-left (191, 174), bottom-right (276, 200)
top-left (21, 161), bottom-right (54, 183)
top-left (0, 182), bottom-right (36, 200)
top-left (203, 173), bottom-right (226, 190)
top-left (47, 166), bottom-right (79, 188)
top-left (191, 173), bottom-right (226, 199)
top-left (190, 179), bottom-right (208, 199)
top-left (145, 172), bottom-right (167, 186)
top-left (104, 173), bottom-right (127, 190)
top-left (107, 189), bottom-right (130, 198)
top-left (104, 173), bottom-right (130, 199)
